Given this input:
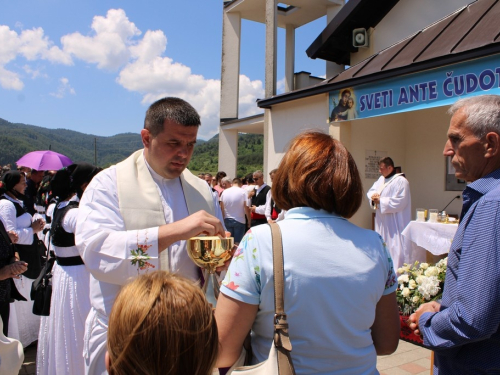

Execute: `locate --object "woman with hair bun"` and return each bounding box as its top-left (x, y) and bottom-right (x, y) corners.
top-left (37, 163), bottom-right (101, 375)
top-left (0, 171), bottom-right (44, 346)
top-left (106, 271), bottom-right (218, 375)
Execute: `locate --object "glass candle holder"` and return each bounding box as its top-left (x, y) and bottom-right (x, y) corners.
top-left (428, 209), bottom-right (438, 223)
top-left (416, 208), bottom-right (426, 222)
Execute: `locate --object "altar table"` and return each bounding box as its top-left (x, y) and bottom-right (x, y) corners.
top-left (401, 221), bottom-right (458, 266)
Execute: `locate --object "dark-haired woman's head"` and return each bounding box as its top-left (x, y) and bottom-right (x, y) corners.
top-left (0, 171), bottom-right (27, 199)
top-left (50, 163), bottom-right (101, 201)
top-left (272, 131), bottom-right (363, 218)
top-left (107, 271), bottom-right (218, 375)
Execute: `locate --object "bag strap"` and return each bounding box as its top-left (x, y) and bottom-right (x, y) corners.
top-left (269, 223), bottom-right (296, 375)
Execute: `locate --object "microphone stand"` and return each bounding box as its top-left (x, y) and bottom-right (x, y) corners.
top-left (441, 195), bottom-right (461, 212)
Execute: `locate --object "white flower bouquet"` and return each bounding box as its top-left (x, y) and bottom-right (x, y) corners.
top-left (396, 257), bottom-right (448, 315)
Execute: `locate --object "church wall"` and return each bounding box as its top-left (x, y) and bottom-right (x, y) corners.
top-left (266, 94), bottom-right (329, 180)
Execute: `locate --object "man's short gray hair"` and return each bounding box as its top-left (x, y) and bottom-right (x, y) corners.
top-left (221, 177), bottom-right (231, 185)
top-left (448, 95), bottom-right (500, 138)
top-left (253, 170), bottom-right (263, 178)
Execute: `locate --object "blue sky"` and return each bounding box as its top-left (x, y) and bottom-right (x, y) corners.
top-left (0, 1), bottom-right (327, 140)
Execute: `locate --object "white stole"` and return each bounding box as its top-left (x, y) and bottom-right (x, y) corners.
top-left (377, 173), bottom-right (404, 195)
top-left (116, 149), bottom-right (215, 271)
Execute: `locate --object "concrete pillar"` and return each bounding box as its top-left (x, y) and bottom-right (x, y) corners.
top-left (265, 0), bottom-right (277, 98)
top-left (218, 128), bottom-right (238, 178)
top-left (220, 11), bottom-right (241, 120)
top-left (285, 24), bottom-right (295, 93)
top-left (329, 121), bottom-right (352, 151)
top-left (263, 0), bottom-right (277, 177)
top-left (219, 10), bottom-right (240, 175)
top-left (326, 3), bottom-right (345, 78)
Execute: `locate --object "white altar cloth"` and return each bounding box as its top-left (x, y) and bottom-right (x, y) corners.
top-left (401, 221), bottom-right (458, 266)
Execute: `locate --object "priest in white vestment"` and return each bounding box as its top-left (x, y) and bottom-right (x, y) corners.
top-left (76, 98), bottom-right (226, 375)
top-left (367, 157), bottom-right (411, 271)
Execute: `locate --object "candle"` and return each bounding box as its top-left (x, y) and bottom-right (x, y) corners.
top-left (429, 212), bottom-right (438, 223)
top-left (417, 211), bottom-right (425, 221)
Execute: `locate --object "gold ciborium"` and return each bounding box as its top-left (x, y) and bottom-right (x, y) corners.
top-left (187, 236), bottom-right (234, 295)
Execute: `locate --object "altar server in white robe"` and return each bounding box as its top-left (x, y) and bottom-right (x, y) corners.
top-left (367, 157), bottom-right (411, 270)
top-left (76, 97), bottom-right (226, 375)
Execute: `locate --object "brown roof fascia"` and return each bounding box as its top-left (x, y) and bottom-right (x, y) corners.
top-left (257, 45), bottom-right (500, 109)
top-left (306, 0), bottom-right (400, 64)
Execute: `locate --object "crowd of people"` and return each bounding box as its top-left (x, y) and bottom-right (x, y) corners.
top-left (0, 94), bottom-right (498, 375)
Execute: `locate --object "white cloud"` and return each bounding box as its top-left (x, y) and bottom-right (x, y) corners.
top-left (238, 75), bottom-right (264, 118)
top-left (61, 9), bottom-right (140, 70)
top-left (277, 77), bottom-right (286, 94)
top-left (0, 24), bottom-right (70, 90)
top-left (0, 8), bottom-right (265, 139)
top-left (0, 66), bottom-right (23, 90)
top-left (23, 64), bottom-right (48, 79)
top-left (50, 77), bottom-right (76, 98)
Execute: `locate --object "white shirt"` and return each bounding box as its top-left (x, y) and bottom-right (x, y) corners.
top-left (51, 195), bottom-right (80, 257)
top-left (253, 183), bottom-right (268, 215)
top-left (220, 186), bottom-right (248, 224)
top-left (264, 190), bottom-right (286, 222)
top-left (76, 158), bottom-right (224, 317)
top-left (0, 194), bottom-right (34, 244)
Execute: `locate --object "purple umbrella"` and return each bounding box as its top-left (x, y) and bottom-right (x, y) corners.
top-left (16, 150), bottom-right (73, 171)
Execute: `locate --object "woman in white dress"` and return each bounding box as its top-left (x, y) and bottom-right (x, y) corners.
top-left (37, 163), bottom-right (100, 375)
top-left (0, 171), bottom-right (45, 347)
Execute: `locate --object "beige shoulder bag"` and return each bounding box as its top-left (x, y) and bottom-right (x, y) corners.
top-left (228, 222), bottom-right (296, 375)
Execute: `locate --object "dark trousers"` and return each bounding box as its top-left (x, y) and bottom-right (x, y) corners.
top-left (0, 302), bottom-right (10, 336)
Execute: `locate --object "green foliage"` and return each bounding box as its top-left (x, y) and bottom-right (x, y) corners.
top-left (0, 118), bottom-right (263, 174)
top-left (188, 133), bottom-right (263, 177)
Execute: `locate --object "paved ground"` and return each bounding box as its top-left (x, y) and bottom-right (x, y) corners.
top-left (20, 339), bottom-right (432, 375)
top-left (378, 340), bottom-right (432, 375)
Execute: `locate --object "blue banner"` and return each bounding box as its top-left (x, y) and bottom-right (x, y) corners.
top-left (329, 54), bottom-right (500, 122)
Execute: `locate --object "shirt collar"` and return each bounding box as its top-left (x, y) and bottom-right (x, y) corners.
top-left (284, 206), bottom-right (343, 220)
top-left (465, 168), bottom-right (500, 196)
top-left (143, 152), bottom-right (179, 184)
top-left (255, 183), bottom-right (268, 194)
top-left (2, 193), bottom-right (23, 206)
top-left (460, 168), bottom-right (500, 220)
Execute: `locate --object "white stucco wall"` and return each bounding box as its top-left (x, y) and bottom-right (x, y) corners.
top-left (267, 96), bottom-right (464, 230)
top-left (352, 0), bottom-right (473, 65)
top-left (347, 106), bottom-right (462, 229)
top-left (266, 94), bottom-right (329, 176)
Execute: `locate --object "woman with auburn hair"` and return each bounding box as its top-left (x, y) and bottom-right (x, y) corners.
top-left (106, 271), bottom-right (218, 375)
top-left (215, 131), bottom-right (400, 374)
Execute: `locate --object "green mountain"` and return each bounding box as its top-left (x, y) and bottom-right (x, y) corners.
top-left (189, 133), bottom-right (264, 177)
top-left (0, 118), bottom-right (263, 175)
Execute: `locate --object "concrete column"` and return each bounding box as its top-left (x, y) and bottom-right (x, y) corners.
top-left (285, 24), bottom-right (295, 93)
top-left (326, 3), bottom-right (345, 78)
top-left (218, 128), bottom-right (238, 178)
top-left (263, 109), bottom-right (272, 178)
top-left (220, 11), bottom-right (241, 121)
top-left (329, 121), bottom-right (352, 151)
top-left (263, 0), bottom-right (277, 178)
top-left (265, 0), bottom-right (277, 98)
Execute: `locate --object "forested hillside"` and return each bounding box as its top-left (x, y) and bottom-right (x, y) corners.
top-left (0, 118), bottom-right (262, 175)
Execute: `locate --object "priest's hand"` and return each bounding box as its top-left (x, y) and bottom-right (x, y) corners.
top-left (158, 210), bottom-right (226, 251)
top-left (408, 301), bottom-right (441, 336)
top-left (371, 193), bottom-right (380, 204)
